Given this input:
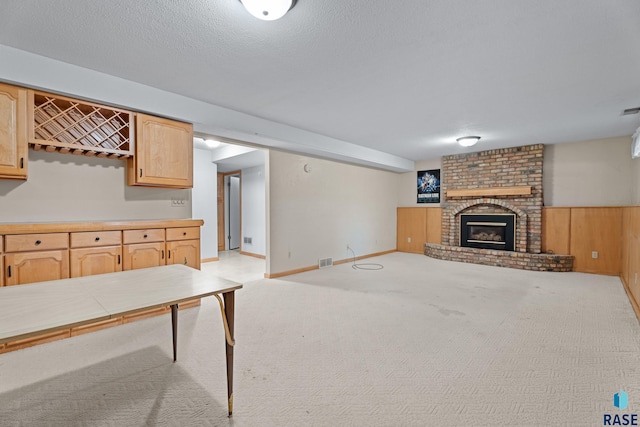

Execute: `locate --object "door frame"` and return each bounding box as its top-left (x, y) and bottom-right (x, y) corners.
top-left (218, 170), bottom-right (242, 252)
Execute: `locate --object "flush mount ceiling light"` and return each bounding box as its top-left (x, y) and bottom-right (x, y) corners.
top-left (456, 136), bottom-right (481, 147)
top-left (239, 0), bottom-right (297, 21)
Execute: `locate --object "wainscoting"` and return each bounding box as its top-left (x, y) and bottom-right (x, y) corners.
top-left (542, 207), bottom-right (623, 276)
top-left (396, 207), bottom-right (442, 253)
top-left (399, 205), bottom-right (636, 278)
top-left (621, 206), bottom-right (640, 319)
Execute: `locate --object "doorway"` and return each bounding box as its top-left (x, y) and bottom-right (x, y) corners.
top-left (218, 171), bottom-right (241, 251)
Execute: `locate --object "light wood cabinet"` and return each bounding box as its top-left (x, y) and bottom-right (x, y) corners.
top-left (128, 113), bottom-right (193, 188)
top-left (123, 228), bottom-right (165, 244)
top-left (5, 232), bottom-right (69, 252)
top-left (71, 231), bottom-right (122, 248)
top-left (0, 83), bottom-right (28, 180)
top-left (5, 250), bottom-right (70, 286)
top-left (167, 239), bottom-right (200, 269)
top-left (123, 242), bottom-right (166, 270)
top-left (70, 246), bottom-right (122, 278)
top-left (166, 226), bottom-right (200, 309)
top-left (0, 219), bottom-right (203, 352)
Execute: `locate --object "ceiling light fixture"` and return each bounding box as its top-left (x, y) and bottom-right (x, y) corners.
top-left (456, 136), bottom-right (481, 147)
top-left (239, 0), bottom-right (297, 21)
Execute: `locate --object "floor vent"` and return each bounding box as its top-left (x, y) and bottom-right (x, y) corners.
top-left (318, 257), bottom-right (333, 269)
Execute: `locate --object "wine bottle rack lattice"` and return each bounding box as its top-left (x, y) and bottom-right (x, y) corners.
top-left (30, 91), bottom-right (134, 158)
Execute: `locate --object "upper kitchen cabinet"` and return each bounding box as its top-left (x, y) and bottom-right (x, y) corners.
top-left (0, 83), bottom-right (28, 180)
top-left (128, 113), bottom-right (193, 188)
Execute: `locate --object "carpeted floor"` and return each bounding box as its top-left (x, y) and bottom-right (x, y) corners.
top-left (0, 252), bottom-right (639, 426)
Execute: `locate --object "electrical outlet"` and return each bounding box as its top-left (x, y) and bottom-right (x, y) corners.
top-left (171, 198), bottom-right (186, 207)
top-left (591, 251), bottom-right (598, 259)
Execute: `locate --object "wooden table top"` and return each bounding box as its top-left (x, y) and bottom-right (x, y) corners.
top-left (0, 265), bottom-right (242, 344)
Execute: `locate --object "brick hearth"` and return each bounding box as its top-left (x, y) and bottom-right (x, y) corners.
top-left (424, 243), bottom-right (574, 272)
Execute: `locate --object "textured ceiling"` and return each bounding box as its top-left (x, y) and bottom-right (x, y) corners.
top-left (1, 0), bottom-right (639, 161)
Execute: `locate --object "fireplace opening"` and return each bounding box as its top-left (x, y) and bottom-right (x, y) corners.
top-left (460, 213), bottom-right (515, 251)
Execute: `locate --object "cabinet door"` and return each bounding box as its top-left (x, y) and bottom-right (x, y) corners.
top-left (5, 250), bottom-right (69, 285)
top-left (166, 239), bottom-right (200, 270)
top-left (0, 83), bottom-right (28, 180)
top-left (397, 208), bottom-right (427, 253)
top-left (123, 242), bottom-right (166, 271)
top-left (130, 113), bottom-right (193, 188)
top-left (70, 246), bottom-right (123, 278)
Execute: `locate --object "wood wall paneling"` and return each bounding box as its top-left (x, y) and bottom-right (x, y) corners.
top-left (541, 208), bottom-right (571, 254)
top-left (397, 208), bottom-right (426, 253)
top-left (570, 207), bottom-right (622, 275)
top-left (621, 207), bottom-right (640, 313)
top-left (426, 208), bottom-right (442, 244)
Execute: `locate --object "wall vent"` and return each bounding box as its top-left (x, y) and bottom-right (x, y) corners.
top-left (318, 257), bottom-right (333, 269)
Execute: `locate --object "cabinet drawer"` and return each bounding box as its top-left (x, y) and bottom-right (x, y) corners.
top-left (123, 229), bottom-right (165, 244)
top-left (5, 233), bottom-right (69, 252)
top-left (166, 227), bottom-right (200, 241)
top-left (71, 231), bottom-right (122, 248)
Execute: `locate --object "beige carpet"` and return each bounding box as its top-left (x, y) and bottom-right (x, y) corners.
top-left (1, 252), bottom-right (639, 426)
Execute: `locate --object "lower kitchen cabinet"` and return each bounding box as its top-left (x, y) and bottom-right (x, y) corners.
top-left (166, 239), bottom-right (200, 269)
top-left (70, 246), bottom-right (122, 278)
top-left (123, 242), bottom-right (165, 270)
top-left (4, 250), bottom-right (69, 286)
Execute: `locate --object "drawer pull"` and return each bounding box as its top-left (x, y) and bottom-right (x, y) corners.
top-left (168, 250), bottom-right (171, 259)
top-left (20, 157), bottom-right (24, 169)
top-left (162, 250), bottom-right (165, 259)
top-left (183, 232), bottom-right (187, 236)
top-left (117, 254), bottom-right (121, 265)
top-left (95, 237), bottom-right (100, 241)
top-left (7, 266), bottom-right (11, 278)
top-left (144, 234), bottom-right (148, 238)
top-left (35, 240), bottom-right (42, 246)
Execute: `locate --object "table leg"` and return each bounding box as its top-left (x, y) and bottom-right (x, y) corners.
top-left (223, 291), bottom-right (235, 417)
top-left (171, 303), bottom-right (178, 362)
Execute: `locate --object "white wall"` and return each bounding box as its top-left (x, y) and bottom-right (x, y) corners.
top-left (241, 164), bottom-right (266, 256)
top-left (266, 151), bottom-right (397, 275)
top-left (0, 150), bottom-right (190, 222)
top-left (192, 148), bottom-right (217, 260)
top-left (397, 158), bottom-right (442, 207)
top-left (543, 136), bottom-right (634, 206)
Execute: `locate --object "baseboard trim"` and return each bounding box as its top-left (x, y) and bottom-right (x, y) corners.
top-left (265, 249), bottom-right (396, 279)
top-left (334, 249), bottom-right (396, 265)
top-left (202, 257), bottom-right (219, 263)
top-left (621, 275), bottom-right (640, 324)
top-left (240, 251), bottom-right (266, 260)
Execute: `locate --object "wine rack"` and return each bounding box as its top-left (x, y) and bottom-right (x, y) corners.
top-left (29, 91), bottom-right (134, 158)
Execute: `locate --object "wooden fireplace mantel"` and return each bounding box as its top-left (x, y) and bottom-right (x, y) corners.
top-left (447, 186), bottom-right (532, 198)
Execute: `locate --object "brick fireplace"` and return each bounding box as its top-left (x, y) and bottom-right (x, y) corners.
top-left (442, 144), bottom-right (543, 253)
top-left (424, 144), bottom-right (574, 272)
